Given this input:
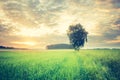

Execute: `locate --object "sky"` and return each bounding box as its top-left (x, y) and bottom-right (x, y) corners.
top-left (0, 0), bottom-right (120, 49)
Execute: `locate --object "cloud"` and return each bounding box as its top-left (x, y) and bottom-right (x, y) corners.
top-left (111, 0), bottom-right (120, 8)
top-left (105, 35), bottom-right (120, 44)
top-left (0, 0), bottom-right (120, 48)
top-left (106, 40), bottom-right (120, 44)
top-left (95, 0), bottom-right (120, 9)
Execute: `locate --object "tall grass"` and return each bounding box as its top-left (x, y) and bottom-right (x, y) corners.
top-left (0, 50), bottom-right (120, 80)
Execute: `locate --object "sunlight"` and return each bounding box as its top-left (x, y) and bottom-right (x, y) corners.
top-left (12, 41), bottom-right (36, 46)
top-left (81, 20), bottom-right (100, 36)
top-left (15, 26), bottom-right (51, 37)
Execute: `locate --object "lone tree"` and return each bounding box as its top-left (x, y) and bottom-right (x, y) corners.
top-left (67, 23), bottom-right (88, 51)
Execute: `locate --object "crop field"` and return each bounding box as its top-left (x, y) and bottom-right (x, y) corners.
top-left (0, 49), bottom-right (120, 80)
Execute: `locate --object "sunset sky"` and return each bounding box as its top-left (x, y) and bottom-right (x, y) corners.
top-left (0, 0), bottom-right (120, 49)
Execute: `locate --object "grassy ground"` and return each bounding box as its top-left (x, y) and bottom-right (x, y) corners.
top-left (0, 49), bottom-right (120, 80)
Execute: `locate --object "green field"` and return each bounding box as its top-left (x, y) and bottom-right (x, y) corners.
top-left (0, 50), bottom-right (120, 80)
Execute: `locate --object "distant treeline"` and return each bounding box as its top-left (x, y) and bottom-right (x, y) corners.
top-left (0, 46), bottom-right (28, 50)
top-left (94, 48), bottom-right (120, 50)
top-left (0, 46), bottom-right (14, 49)
top-left (46, 44), bottom-right (120, 50)
top-left (46, 44), bottom-right (73, 49)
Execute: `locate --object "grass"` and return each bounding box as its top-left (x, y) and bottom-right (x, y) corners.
top-left (0, 49), bottom-right (120, 80)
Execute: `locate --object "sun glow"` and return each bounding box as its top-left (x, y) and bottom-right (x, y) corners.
top-left (15, 26), bottom-right (52, 37)
top-left (12, 41), bottom-right (36, 46)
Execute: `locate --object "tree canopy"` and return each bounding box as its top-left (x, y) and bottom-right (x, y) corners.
top-left (67, 23), bottom-right (88, 51)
